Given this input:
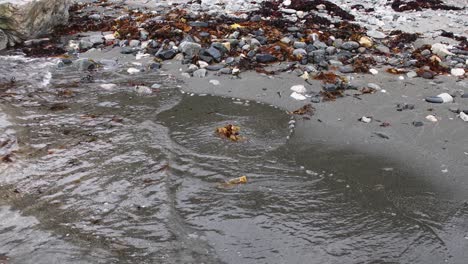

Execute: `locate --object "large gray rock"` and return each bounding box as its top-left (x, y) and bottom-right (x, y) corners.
top-left (0, 0), bottom-right (71, 49)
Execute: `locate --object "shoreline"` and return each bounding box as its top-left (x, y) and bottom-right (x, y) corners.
top-left (2, 0), bottom-right (468, 196)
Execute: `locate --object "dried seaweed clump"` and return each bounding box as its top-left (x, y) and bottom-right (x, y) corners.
top-left (391, 0), bottom-right (463, 12)
top-left (387, 30), bottom-right (420, 48)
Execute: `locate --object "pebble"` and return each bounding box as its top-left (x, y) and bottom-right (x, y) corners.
top-left (367, 30), bottom-right (386, 39)
top-left (426, 93), bottom-right (453, 103)
top-left (339, 65), bottom-right (355, 73)
top-left (407, 71), bottom-right (418, 78)
top-left (425, 115), bottom-right (438, 122)
top-left (341, 41), bottom-right (360, 50)
top-left (369, 69), bottom-right (378, 75)
top-left (290, 92), bottom-right (307, 100)
top-left (460, 112), bottom-right (468, 122)
top-left (451, 68), bottom-right (465, 76)
top-left (209, 79), bottom-right (220, 86)
top-left (198, 60), bottom-right (209, 68)
top-left (431, 43), bottom-right (454, 57)
top-left (290, 85), bottom-right (306, 94)
top-left (134, 85), bottom-right (152, 95)
top-left (193, 69), bottom-right (207, 78)
top-left (256, 54), bottom-right (277, 63)
top-left (360, 116), bottom-right (372, 123)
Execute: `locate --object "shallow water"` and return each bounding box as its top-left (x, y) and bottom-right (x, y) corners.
top-left (0, 55), bottom-right (467, 264)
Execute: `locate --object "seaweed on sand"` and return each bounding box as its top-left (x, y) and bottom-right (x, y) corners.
top-left (391, 0), bottom-right (463, 12)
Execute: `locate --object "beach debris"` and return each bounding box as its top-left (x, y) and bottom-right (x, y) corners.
top-left (290, 92), bottom-right (307, 101)
top-left (425, 115), bottom-right (438, 122)
top-left (291, 104), bottom-right (315, 115)
top-left (360, 116), bottom-right (372, 123)
top-left (374, 132), bottom-right (390, 139)
top-left (369, 69), bottom-right (378, 75)
top-left (218, 175), bottom-right (248, 188)
top-left (459, 112), bottom-right (468, 122)
top-left (425, 93), bottom-right (453, 103)
top-left (227, 175), bottom-right (247, 184)
top-left (216, 124), bottom-right (242, 141)
top-left (380, 122), bottom-right (391, 127)
top-left (360, 87), bottom-right (377, 94)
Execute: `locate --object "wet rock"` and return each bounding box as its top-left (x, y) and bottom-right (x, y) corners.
top-left (79, 40), bottom-right (94, 50)
top-left (129, 39), bottom-right (141, 47)
top-left (367, 30), bottom-right (386, 39)
top-left (313, 41), bottom-right (328, 50)
top-left (206, 64), bottom-right (223, 71)
top-left (179, 41), bottom-right (202, 57)
top-left (217, 68), bottom-right (231, 74)
top-left (256, 54), bottom-right (277, 63)
top-left (193, 69), bottom-right (207, 78)
top-left (0, 0), bottom-right (71, 49)
top-left (326, 46), bottom-right (336, 55)
top-left (310, 50), bottom-right (326, 63)
top-left (158, 49), bottom-right (177, 60)
top-left (329, 60), bottom-right (343, 66)
top-left (341, 41), bottom-right (360, 50)
top-left (205, 46), bottom-right (222, 61)
top-left (294, 41), bottom-right (307, 49)
top-left (121, 47), bottom-right (136, 54)
top-left (189, 21), bottom-right (209, 27)
top-left (293, 48), bottom-right (307, 58)
top-left (339, 65), bottom-right (355, 73)
top-left (74, 59), bottom-right (96, 71)
top-left (376, 45), bottom-right (390, 54)
top-left (89, 35), bottom-right (104, 45)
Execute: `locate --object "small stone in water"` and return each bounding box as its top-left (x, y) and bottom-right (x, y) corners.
top-left (134, 85), bottom-right (152, 95)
